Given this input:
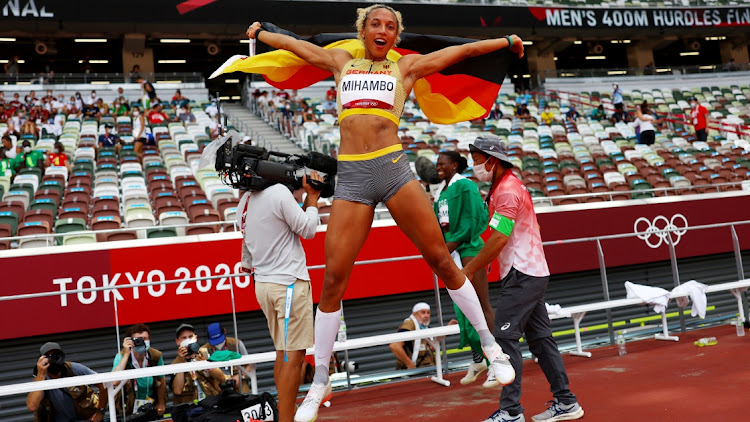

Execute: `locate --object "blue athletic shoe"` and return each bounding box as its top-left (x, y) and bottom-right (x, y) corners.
top-left (531, 399), bottom-right (584, 421)
top-left (483, 409), bottom-right (525, 422)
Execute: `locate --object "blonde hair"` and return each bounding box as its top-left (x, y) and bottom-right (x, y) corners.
top-left (355, 4), bottom-right (404, 46)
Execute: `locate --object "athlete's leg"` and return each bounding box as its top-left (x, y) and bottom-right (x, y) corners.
top-left (314, 199), bottom-right (373, 384)
top-left (386, 181), bottom-right (514, 386)
top-left (462, 255), bottom-right (494, 332)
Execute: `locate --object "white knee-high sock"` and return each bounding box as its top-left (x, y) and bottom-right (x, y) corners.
top-left (448, 278), bottom-right (495, 347)
top-left (312, 308), bottom-right (341, 385)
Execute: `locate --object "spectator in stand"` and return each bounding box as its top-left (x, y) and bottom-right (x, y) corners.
top-left (20, 117), bottom-right (39, 140)
top-left (0, 103), bottom-right (10, 122)
top-left (2, 134), bottom-right (16, 160)
top-left (201, 322), bottom-right (252, 393)
top-left (26, 342), bottom-right (107, 422)
top-left (82, 101), bottom-right (101, 122)
top-left (724, 57), bottom-right (737, 72)
top-left (52, 94), bottom-right (66, 113)
top-left (48, 141), bottom-right (72, 171)
top-left (644, 62), bottom-right (655, 75)
top-left (86, 90), bottom-right (99, 105)
top-left (171, 89), bottom-right (189, 109)
top-left (565, 105), bottom-right (580, 123)
top-left (14, 140), bottom-right (45, 172)
top-left (389, 303), bottom-right (437, 370)
top-left (67, 96), bottom-right (82, 119)
top-left (302, 101), bottom-right (317, 123)
top-left (98, 123), bottom-right (121, 152)
top-left (112, 323), bottom-right (167, 417)
top-left (111, 98), bottom-right (129, 116)
top-left (689, 96), bottom-right (709, 142)
top-left (96, 98), bottom-right (111, 116)
top-left (515, 104), bottom-right (531, 121)
top-left (170, 323), bottom-right (226, 404)
top-left (129, 64), bottom-right (142, 82)
top-left (612, 83), bottom-right (623, 111)
top-left (132, 106), bottom-right (155, 157)
top-left (137, 78), bottom-right (157, 108)
top-left (9, 92), bottom-right (22, 111)
top-left (30, 101), bottom-right (50, 125)
top-left (178, 104), bottom-right (196, 124)
top-left (540, 105), bottom-right (555, 125)
top-left (324, 85), bottom-right (336, 112)
top-left (488, 103), bottom-right (503, 120)
top-left (635, 101), bottom-right (657, 146)
top-left (41, 117), bottom-right (62, 139)
top-left (117, 86), bottom-right (128, 104)
top-left (589, 104), bottom-right (606, 121)
top-left (0, 147), bottom-right (14, 177)
top-left (147, 103), bottom-right (169, 125)
top-left (610, 107), bottom-right (630, 124)
top-left (4, 55), bottom-right (19, 76)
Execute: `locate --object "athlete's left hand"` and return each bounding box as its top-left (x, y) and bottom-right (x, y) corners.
top-left (508, 34), bottom-right (524, 58)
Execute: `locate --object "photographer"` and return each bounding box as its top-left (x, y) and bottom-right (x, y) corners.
top-left (201, 322), bottom-right (252, 393)
top-left (27, 342), bottom-right (107, 422)
top-left (111, 324), bottom-right (167, 417)
top-left (170, 323), bottom-right (225, 404)
top-left (238, 170), bottom-right (323, 422)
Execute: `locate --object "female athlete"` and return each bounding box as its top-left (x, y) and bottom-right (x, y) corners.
top-left (247, 5), bottom-right (524, 421)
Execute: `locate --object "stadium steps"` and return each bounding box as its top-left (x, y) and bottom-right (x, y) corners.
top-left (221, 103), bottom-right (305, 156)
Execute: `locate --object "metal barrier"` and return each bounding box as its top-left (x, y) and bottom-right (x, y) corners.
top-left (1, 216), bottom-right (748, 420)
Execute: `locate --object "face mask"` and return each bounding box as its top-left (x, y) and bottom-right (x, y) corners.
top-left (133, 111), bottom-right (140, 117)
top-left (134, 340), bottom-right (150, 354)
top-left (52, 148), bottom-right (59, 153)
top-left (58, 97), bottom-right (64, 102)
top-left (473, 160), bottom-right (495, 182)
top-left (24, 146), bottom-right (32, 153)
top-left (91, 94), bottom-right (96, 98)
top-left (214, 340), bottom-right (226, 350)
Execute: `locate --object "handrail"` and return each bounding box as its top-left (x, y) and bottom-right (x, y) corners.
top-left (530, 181), bottom-right (750, 206)
top-left (3, 218), bottom-right (750, 303)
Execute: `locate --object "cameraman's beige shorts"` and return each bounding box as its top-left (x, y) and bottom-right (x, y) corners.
top-left (255, 279), bottom-right (313, 351)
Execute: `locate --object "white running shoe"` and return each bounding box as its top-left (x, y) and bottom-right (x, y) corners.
top-left (482, 342), bottom-right (515, 387)
top-left (294, 380), bottom-right (332, 422)
top-left (461, 361), bottom-right (488, 385)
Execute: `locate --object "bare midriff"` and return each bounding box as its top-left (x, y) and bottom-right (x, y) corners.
top-left (338, 113), bottom-right (401, 155)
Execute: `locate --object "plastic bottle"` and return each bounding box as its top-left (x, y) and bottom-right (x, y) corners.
top-left (337, 315), bottom-right (347, 343)
top-left (694, 337), bottom-right (717, 347)
top-left (616, 331), bottom-right (627, 356)
top-left (737, 317), bottom-right (746, 337)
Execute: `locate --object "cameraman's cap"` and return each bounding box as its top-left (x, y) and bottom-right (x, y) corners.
top-left (469, 134), bottom-right (511, 165)
top-left (175, 323), bottom-right (195, 338)
top-left (40, 342), bottom-right (62, 356)
top-left (207, 322), bottom-right (225, 346)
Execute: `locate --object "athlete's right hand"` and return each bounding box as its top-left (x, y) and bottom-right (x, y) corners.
top-left (246, 22), bottom-right (262, 39)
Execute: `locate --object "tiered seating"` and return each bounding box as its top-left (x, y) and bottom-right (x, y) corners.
top-left (0, 100), bottom-right (239, 249)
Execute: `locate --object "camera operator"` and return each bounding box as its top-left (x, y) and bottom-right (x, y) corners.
top-left (111, 324), bottom-right (167, 417)
top-left (170, 323), bottom-right (226, 404)
top-left (27, 342), bottom-right (107, 422)
top-left (238, 170), bottom-right (323, 422)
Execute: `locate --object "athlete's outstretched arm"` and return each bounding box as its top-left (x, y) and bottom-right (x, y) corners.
top-left (247, 21), bottom-right (351, 76)
top-left (401, 34), bottom-right (524, 85)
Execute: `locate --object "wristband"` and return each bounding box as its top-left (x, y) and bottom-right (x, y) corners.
top-left (505, 35), bottom-right (513, 48)
top-left (253, 27), bottom-right (265, 40)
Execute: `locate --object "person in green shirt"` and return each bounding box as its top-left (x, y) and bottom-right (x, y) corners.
top-left (0, 147), bottom-right (14, 176)
top-left (590, 104), bottom-right (606, 121)
top-left (13, 140), bottom-right (45, 172)
top-left (433, 151), bottom-right (493, 386)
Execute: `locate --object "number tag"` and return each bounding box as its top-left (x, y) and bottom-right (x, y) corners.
top-left (241, 402), bottom-right (275, 422)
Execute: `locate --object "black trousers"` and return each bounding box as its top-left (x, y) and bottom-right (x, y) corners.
top-left (493, 268), bottom-right (577, 416)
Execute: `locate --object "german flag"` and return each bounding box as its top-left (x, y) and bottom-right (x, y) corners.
top-left (210, 23), bottom-right (514, 124)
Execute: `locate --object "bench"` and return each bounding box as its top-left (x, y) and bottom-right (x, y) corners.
top-left (549, 278), bottom-right (750, 357)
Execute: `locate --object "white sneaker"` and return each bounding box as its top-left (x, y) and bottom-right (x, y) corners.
top-left (294, 380), bottom-right (332, 422)
top-left (461, 361), bottom-right (488, 385)
top-left (482, 342), bottom-right (515, 387)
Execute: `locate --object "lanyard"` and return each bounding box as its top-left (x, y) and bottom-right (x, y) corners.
top-left (129, 350), bottom-right (149, 394)
top-left (283, 283), bottom-right (295, 362)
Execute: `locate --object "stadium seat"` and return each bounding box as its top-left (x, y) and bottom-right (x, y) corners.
top-left (62, 232), bottom-right (97, 245)
top-left (158, 211), bottom-right (189, 236)
top-left (17, 221), bottom-right (52, 249)
top-left (146, 227), bottom-right (178, 238)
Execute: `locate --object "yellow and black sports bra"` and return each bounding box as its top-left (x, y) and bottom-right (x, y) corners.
top-left (337, 58), bottom-right (406, 126)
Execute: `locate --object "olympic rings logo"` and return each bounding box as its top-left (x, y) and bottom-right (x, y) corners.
top-left (634, 214), bottom-right (689, 249)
